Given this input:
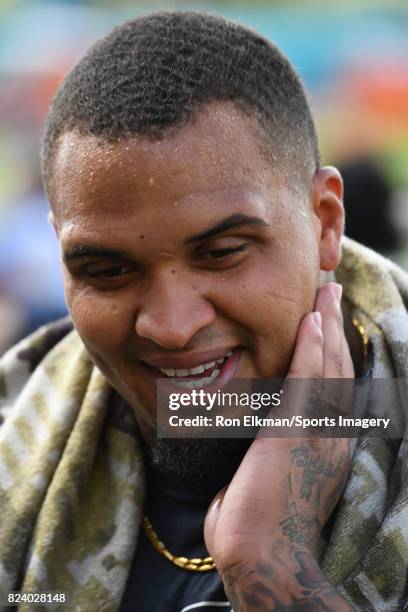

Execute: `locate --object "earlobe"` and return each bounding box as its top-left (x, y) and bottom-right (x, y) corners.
top-left (312, 166), bottom-right (344, 272)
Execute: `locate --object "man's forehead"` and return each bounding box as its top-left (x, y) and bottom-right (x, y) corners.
top-left (48, 101), bottom-right (313, 240)
top-left (52, 101), bottom-right (273, 182)
top-left (50, 102), bottom-right (288, 218)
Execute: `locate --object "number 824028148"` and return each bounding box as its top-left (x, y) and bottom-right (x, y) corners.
top-left (5, 592), bottom-right (67, 606)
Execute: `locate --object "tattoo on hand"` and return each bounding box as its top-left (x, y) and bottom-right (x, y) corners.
top-left (222, 549), bottom-right (355, 611)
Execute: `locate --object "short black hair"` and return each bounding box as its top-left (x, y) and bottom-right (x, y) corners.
top-left (41, 11), bottom-right (320, 192)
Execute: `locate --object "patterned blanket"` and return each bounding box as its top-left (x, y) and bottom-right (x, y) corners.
top-left (0, 237), bottom-right (407, 611)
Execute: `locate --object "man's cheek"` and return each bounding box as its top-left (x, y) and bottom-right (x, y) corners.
top-left (65, 289), bottom-right (128, 352)
top-left (253, 293), bottom-right (312, 377)
top-left (256, 328), bottom-right (296, 377)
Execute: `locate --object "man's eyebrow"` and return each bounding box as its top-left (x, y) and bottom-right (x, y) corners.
top-left (63, 214), bottom-right (270, 260)
top-left (63, 245), bottom-right (128, 262)
top-left (184, 213), bottom-right (270, 245)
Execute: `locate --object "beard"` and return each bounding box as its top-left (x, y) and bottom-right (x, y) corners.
top-left (145, 437), bottom-right (253, 487)
top-left (109, 389), bottom-right (254, 487)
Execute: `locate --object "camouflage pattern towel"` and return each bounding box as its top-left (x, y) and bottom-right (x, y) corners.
top-left (0, 236), bottom-right (407, 611)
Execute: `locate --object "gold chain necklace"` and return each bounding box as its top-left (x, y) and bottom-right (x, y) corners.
top-left (143, 316), bottom-right (368, 573)
top-left (142, 516), bottom-right (215, 572)
top-left (352, 316), bottom-right (369, 360)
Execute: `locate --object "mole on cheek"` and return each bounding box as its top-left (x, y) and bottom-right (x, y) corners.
top-left (139, 234), bottom-right (144, 239)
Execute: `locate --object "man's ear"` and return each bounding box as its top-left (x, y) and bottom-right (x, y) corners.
top-left (312, 166), bottom-right (344, 272)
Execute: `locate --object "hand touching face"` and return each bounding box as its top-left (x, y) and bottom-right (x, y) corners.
top-left (204, 283), bottom-right (354, 611)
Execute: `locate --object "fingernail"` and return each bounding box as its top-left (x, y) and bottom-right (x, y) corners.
top-left (209, 496), bottom-right (222, 516)
top-left (311, 311), bottom-right (322, 329)
top-left (207, 488), bottom-right (227, 518)
top-left (331, 283), bottom-right (343, 303)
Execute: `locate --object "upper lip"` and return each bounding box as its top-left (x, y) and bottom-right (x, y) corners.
top-left (140, 347), bottom-right (237, 370)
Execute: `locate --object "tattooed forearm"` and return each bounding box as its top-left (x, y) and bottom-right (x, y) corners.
top-left (290, 444), bottom-right (346, 506)
top-left (222, 551), bottom-right (356, 612)
top-left (278, 443), bottom-right (348, 553)
top-left (279, 504), bottom-right (321, 546)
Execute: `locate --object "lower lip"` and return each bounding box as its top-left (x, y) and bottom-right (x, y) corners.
top-left (145, 349), bottom-right (243, 394)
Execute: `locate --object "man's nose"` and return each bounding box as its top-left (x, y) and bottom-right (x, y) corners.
top-left (134, 272), bottom-right (216, 349)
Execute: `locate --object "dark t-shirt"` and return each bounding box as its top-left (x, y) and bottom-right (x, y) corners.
top-left (119, 462), bottom-right (232, 612)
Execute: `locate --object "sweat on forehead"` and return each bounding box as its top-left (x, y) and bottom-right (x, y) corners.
top-left (49, 101), bottom-right (298, 222)
top-left (41, 11), bottom-right (319, 196)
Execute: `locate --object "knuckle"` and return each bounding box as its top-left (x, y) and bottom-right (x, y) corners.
top-left (327, 351), bottom-right (343, 376)
top-left (312, 328), bottom-right (324, 345)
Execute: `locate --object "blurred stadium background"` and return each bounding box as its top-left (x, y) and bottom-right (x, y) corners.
top-left (0, 0), bottom-right (407, 353)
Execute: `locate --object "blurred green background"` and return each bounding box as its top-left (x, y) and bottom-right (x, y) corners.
top-left (0, 0), bottom-right (407, 352)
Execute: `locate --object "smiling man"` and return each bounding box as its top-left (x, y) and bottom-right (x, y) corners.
top-left (0, 11), bottom-right (408, 612)
top-left (53, 103), bottom-right (327, 418)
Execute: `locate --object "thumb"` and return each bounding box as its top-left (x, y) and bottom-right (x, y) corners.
top-left (204, 486), bottom-right (227, 556)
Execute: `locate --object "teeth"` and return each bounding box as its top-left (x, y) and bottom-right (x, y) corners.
top-left (173, 368), bottom-right (221, 389)
top-left (158, 351), bottom-right (232, 378)
top-left (208, 368), bottom-right (220, 382)
top-left (175, 368), bottom-right (190, 377)
top-left (190, 364), bottom-right (205, 375)
top-left (205, 361), bottom-right (216, 369)
top-left (159, 367), bottom-right (176, 377)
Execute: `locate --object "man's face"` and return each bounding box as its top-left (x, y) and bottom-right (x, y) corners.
top-left (50, 102), bottom-right (323, 427)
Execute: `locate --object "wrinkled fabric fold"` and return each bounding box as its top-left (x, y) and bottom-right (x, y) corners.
top-left (0, 324), bottom-right (144, 611)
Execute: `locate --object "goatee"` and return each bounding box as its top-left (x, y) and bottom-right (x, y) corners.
top-left (147, 437), bottom-right (253, 487)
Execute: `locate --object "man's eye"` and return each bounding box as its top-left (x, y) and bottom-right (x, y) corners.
top-left (87, 266), bottom-right (132, 278)
top-left (201, 244), bottom-right (247, 260)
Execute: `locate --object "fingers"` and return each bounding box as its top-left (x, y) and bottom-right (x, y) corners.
top-left (287, 311), bottom-right (323, 379)
top-left (283, 311), bottom-right (324, 424)
top-left (285, 282), bottom-right (354, 421)
top-left (314, 282), bottom-right (354, 416)
top-left (314, 283), bottom-right (342, 378)
top-left (341, 326), bottom-right (355, 379)
top-left (314, 282), bottom-right (354, 379)
top-left (284, 281), bottom-right (354, 382)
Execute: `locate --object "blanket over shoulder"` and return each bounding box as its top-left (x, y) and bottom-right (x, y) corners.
top-left (0, 237), bottom-right (407, 611)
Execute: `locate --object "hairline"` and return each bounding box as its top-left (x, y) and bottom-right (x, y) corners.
top-left (45, 98), bottom-right (318, 206)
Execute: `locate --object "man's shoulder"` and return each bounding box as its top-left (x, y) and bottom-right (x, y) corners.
top-left (339, 237), bottom-right (408, 377)
top-left (5, 317), bottom-right (74, 371)
top-left (0, 318), bottom-right (87, 421)
top-left (339, 236), bottom-right (408, 312)
top-left (340, 236), bottom-right (408, 279)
